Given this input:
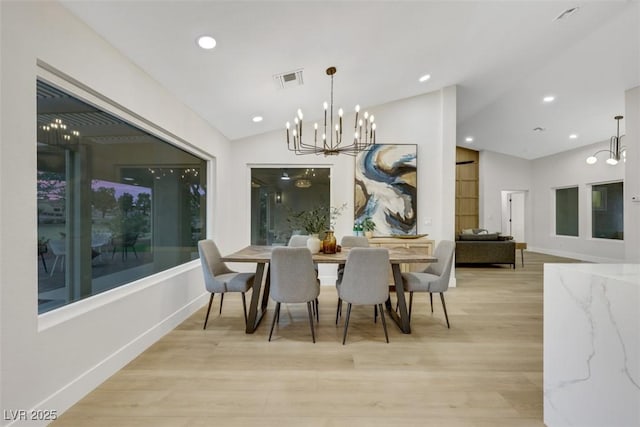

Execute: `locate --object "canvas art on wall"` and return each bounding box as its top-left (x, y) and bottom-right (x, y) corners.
top-left (354, 144), bottom-right (417, 235)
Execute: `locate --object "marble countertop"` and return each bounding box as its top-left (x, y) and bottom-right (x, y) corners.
top-left (544, 262), bottom-right (640, 427)
top-left (548, 263), bottom-right (639, 282)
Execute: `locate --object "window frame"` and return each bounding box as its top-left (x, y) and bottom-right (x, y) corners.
top-left (589, 180), bottom-right (624, 241)
top-left (36, 64), bottom-right (215, 327)
top-left (247, 163), bottom-right (334, 246)
top-left (553, 185), bottom-right (580, 238)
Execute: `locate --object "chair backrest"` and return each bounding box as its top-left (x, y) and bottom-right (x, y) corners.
top-left (198, 240), bottom-right (234, 292)
top-left (424, 240), bottom-right (456, 292)
top-left (339, 248), bottom-right (389, 305)
top-left (287, 235), bottom-right (309, 247)
top-left (270, 247), bottom-right (319, 303)
top-left (49, 239), bottom-right (66, 256)
top-left (340, 235), bottom-right (370, 248)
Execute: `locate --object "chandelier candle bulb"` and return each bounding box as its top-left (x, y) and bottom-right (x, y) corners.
top-left (286, 122), bottom-right (290, 145)
top-left (323, 102), bottom-right (328, 130)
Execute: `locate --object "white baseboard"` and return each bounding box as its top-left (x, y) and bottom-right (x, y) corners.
top-left (17, 293), bottom-right (208, 427)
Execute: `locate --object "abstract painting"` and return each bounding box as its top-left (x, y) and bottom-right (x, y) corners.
top-left (354, 144), bottom-right (417, 235)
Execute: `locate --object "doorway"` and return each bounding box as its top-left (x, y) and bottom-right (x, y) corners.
top-left (501, 190), bottom-right (526, 242)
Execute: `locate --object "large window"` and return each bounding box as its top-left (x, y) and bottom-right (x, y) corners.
top-left (592, 182), bottom-right (624, 240)
top-left (251, 168), bottom-right (330, 245)
top-left (37, 80), bottom-right (207, 314)
top-left (555, 186), bottom-right (578, 237)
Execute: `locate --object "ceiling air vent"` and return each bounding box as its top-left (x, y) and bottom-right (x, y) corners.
top-left (273, 69), bottom-right (304, 89)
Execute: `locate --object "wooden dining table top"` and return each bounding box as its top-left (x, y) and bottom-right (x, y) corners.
top-left (221, 245), bottom-right (437, 264)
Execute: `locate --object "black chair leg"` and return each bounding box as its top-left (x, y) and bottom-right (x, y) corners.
top-left (219, 293), bottom-right (224, 315)
top-left (40, 253), bottom-right (48, 273)
top-left (315, 298), bottom-right (319, 323)
top-left (241, 292), bottom-right (248, 325)
top-left (440, 293), bottom-right (450, 328)
top-left (307, 301), bottom-right (316, 343)
top-left (336, 298), bottom-right (342, 325)
top-left (430, 293), bottom-right (434, 313)
top-left (342, 303), bottom-right (352, 345)
top-left (374, 305), bottom-right (378, 323)
top-left (378, 303), bottom-right (389, 343)
top-left (269, 302), bottom-right (281, 341)
top-left (408, 292), bottom-right (414, 322)
top-left (203, 293), bottom-right (214, 330)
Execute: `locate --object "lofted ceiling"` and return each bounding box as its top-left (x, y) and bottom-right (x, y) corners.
top-left (60, 1), bottom-right (639, 160)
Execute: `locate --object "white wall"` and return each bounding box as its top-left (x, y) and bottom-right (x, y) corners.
top-left (0, 2), bottom-right (232, 424)
top-left (625, 86), bottom-right (640, 262)
top-left (479, 150), bottom-right (533, 236)
top-left (229, 89), bottom-right (457, 250)
top-left (228, 89), bottom-right (457, 283)
top-left (530, 141), bottom-right (625, 262)
top-left (479, 98), bottom-right (639, 263)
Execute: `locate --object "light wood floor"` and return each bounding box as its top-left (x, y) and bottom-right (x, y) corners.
top-left (53, 251), bottom-right (580, 427)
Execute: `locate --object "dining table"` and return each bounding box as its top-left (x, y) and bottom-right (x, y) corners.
top-left (221, 245), bottom-right (437, 334)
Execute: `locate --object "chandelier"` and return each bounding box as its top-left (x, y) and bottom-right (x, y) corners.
top-left (295, 179), bottom-right (312, 188)
top-left (285, 66), bottom-right (377, 156)
top-left (586, 116), bottom-right (627, 165)
top-left (39, 118), bottom-right (80, 149)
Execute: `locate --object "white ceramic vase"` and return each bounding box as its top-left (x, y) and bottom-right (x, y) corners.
top-left (306, 234), bottom-right (321, 254)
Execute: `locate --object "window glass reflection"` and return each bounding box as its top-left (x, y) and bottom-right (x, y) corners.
top-left (250, 168), bottom-right (330, 245)
top-left (37, 80), bottom-right (206, 314)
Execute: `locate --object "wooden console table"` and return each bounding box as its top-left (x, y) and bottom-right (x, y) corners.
top-left (368, 236), bottom-right (434, 271)
top-left (368, 236), bottom-right (435, 284)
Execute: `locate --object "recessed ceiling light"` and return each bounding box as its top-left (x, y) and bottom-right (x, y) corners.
top-left (569, 134), bottom-right (578, 139)
top-left (543, 95), bottom-right (555, 103)
top-left (252, 116), bottom-right (263, 123)
top-left (465, 136), bottom-right (474, 143)
top-left (197, 35), bottom-right (217, 50)
top-left (418, 74), bottom-right (431, 83)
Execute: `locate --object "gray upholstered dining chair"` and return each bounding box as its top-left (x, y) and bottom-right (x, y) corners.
top-left (198, 239), bottom-right (255, 329)
top-left (340, 235), bottom-right (370, 248)
top-left (336, 248), bottom-right (390, 344)
top-left (401, 240), bottom-right (455, 328)
top-left (269, 247), bottom-right (320, 343)
top-left (288, 234), bottom-right (319, 320)
top-left (336, 235), bottom-right (371, 321)
top-left (287, 234), bottom-right (309, 247)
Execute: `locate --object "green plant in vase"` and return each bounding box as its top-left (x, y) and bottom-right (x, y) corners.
top-left (362, 216), bottom-right (376, 238)
top-left (287, 205), bottom-right (329, 237)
